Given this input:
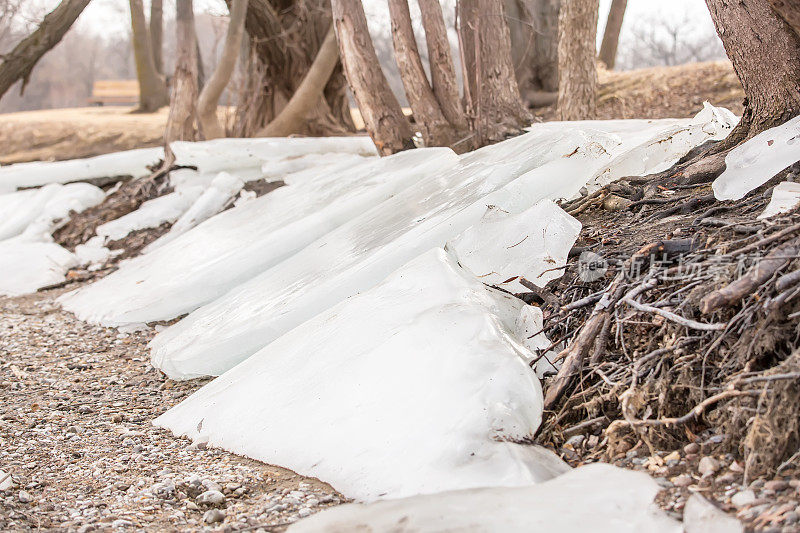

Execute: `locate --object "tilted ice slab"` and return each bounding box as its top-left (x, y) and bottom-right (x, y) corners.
top-left (149, 128), bottom-right (619, 379)
top-left (714, 114), bottom-right (800, 200)
top-left (0, 241), bottom-right (78, 296)
top-left (60, 149), bottom-right (457, 324)
top-left (447, 199), bottom-right (582, 293)
top-left (155, 248), bottom-right (569, 500)
top-left (758, 181), bottom-right (800, 219)
top-left (286, 463), bottom-right (680, 532)
top-left (0, 148), bottom-right (161, 193)
top-left (0, 183), bottom-right (105, 241)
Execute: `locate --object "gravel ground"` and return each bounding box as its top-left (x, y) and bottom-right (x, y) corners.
top-left (3, 287), bottom-right (800, 532)
top-left (0, 288), bottom-right (343, 532)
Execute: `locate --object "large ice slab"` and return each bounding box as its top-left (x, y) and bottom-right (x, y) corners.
top-left (60, 149), bottom-right (457, 324)
top-left (148, 129), bottom-right (619, 379)
top-left (287, 463), bottom-right (680, 532)
top-left (714, 115), bottom-right (800, 200)
top-left (155, 248), bottom-right (568, 499)
top-left (0, 241), bottom-right (77, 296)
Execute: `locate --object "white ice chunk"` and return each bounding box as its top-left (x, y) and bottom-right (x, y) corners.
top-left (94, 186), bottom-right (205, 241)
top-left (169, 136), bottom-right (377, 174)
top-left (447, 199), bottom-right (581, 291)
top-left (146, 172), bottom-right (244, 250)
top-left (287, 463), bottom-right (680, 532)
top-left (586, 103), bottom-right (739, 192)
top-left (60, 148), bottom-right (458, 324)
top-left (758, 181), bottom-right (800, 219)
top-left (0, 241), bottom-right (77, 296)
top-left (148, 129), bottom-right (618, 379)
top-left (0, 148), bottom-right (160, 193)
top-left (74, 236), bottom-right (111, 266)
top-left (714, 115), bottom-right (800, 200)
top-left (155, 248), bottom-right (569, 499)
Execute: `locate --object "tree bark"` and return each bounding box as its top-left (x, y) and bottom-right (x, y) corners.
top-left (598, 0), bottom-right (627, 69)
top-left (417, 0), bottom-right (467, 132)
top-left (0, 0), bottom-right (91, 100)
top-left (130, 0), bottom-right (168, 112)
top-left (258, 25), bottom-right (340, 137)
top-left (705, 0), bottom-right (800, 147)
top-left (197, 0), bottom-right (248, 140)
top-left (388, 0), bottom-right (455, 146)
top-left (557, 0), bottom-right (598, 120)
top-left (768, 0), bottom-right (800, 37)
top-left (231, 0), bottom-right (355, 138)
top-left (150, 0), bottom-right (164, 74)
top-left (458, 0), bottom-right (532, 144)
top-left (165, 0), bottom-right (199, 142)
top-left (332, 0), bottom-right (413, 154)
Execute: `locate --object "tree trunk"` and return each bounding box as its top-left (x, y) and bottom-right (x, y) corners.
top-left (417, 0), bottom-right (467, 133)
top-left (165, 0), bottom-right (199, 142)
top-left (705, 0), bottom-right (800, 147)
top-left (557, 0), bottom-right (598, 120)
top-left (258, 25), bottom-right (340, 137)
top-left (332, 0), bottom-right (413, 154)
top-left (767, 1), bottom-right (800, 39)
top-left (388, 0), bottom-right (455, 146)
top-left (0, 0), bottom-right (91, 100)
top-left (530, 0), bottom-right (560, 92)
top-left (598, 0), bottom-right (627, 69)
top-left (458, 0), bottom-right (532, 144)
top-left (197, 0), bottom-right (248, 140)
top-left (130, 0), bottom-right (168, 112)
top-left (150, 0), bottom-right (164, 74)
top-left (231, 0), bottom-right (355, 138)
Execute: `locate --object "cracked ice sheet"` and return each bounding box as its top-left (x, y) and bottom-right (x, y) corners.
top-left (60, 149), bottom-right (457, 325)
top-left (286, 463), bottom-right (680, 532)
top-left (155, 248), bottom-right (569, 501)
top-left (149, 128), bottom-right (622, 379)
top-left (714, 115), bottom-right (800, 201)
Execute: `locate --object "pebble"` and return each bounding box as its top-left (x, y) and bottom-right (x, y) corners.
top-left (17, 490), bottom-right (30, 503)
top-left (764, 480), bottom-right (789, 492)
top-left (684, 443), bottom-right (701, 454)
top-left (196, 489), bottom-right (226, 506)
top-left (732, 490), bottom-right (757, 508)
top-left (203, 509), bottom-right (225, 524)
top-left (298, 508), bottom-right (312, 518)
top-left (672, 474), bottom-right (694, 488)
top-left (698, 456), bottom-right (720, 477)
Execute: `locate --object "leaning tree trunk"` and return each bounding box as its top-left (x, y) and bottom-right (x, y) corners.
top-left (458, 0), bottom-right (532, 145)
top-left (598, 0), bottom-right (627, 69)
top-left (768, 0), bottom-right (800, 37)
top-left (706, 0), bottom-right (800, 148)
top-left (197, 0), bottom-right (248, 140)
top-left (165, 0), bottom-right (199, 143)
top-left (130, 0), bottom-right (168, 112)
top-left (388, 0), bottom-right (455, 146)
top-left (417, 0), bottom-right (467, 134)
top-left (557, 0), bottom-right (598, 120)
top-left (332, 0), bottom-right (413, 154)
top-left (0, 0), bottom-right (91, 100)
top-left (150, 0), bottom-right (164, 74)
top-left (258, 25), bottom-right (340, 137)
top-left (231, 0), bottom-right (355, 138)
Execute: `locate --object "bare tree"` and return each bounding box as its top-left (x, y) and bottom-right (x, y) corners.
top-left (0, 0), bottom-right (24, 48)
top-left (767, 0), bottom-right (800, 37)
top-left (197, 0), bottom-right (248, 139)
top-left (557, 0), bottom-right (598, 120)
top-left (0, 0), bottom-right (90, 100)
top-left (706, 0), bottom-right (800, 148)
top-left (150, 0), bottom-right (164, 74)
top-left (332, 0), bottom-right (413, 154)
top-left (165, 0), bottom-right (200, 143)
top-left (129, 0), bottom-right (168, 112)
top-left (388, 0), bottom-right (455, 146)
top-left (598, 0), bottom-right (626, 69)
top-left (458, 0), bottom-right (532, 144)
top-left (505, 0), bottom-right (560, 106)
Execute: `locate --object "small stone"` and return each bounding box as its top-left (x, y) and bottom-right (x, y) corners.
top-left (111, 414), bottom-right (123, 423)
top-left (306, 498), bottom-right (319, 507)
top-left (684, 443), bottom-right (701, 454)
top-left (717, 473), bottom-right (737, 485)
top-left (672, 474), bottom-right (694, 488)
top-left (17, 490), bottom-right (31, 503)
top-left (0, 470), bottom-right (12, 491)
top-left (764, 480), bottom-right (789, 492)
top-left (112, 519), bottom-right (133, 528)
top-left (196, 489), bottom-right (226, 506)
top-left (664, 451), bottom-right (681, 465)
top-left (731, 490), bottom-right (756, 508)
top-left (298, 508), bottom-right (311, 518)
top-left (729, 461), bottom-right (744, 473)
top-left (698, 456), bottom-right (720, 477)
top-left (603, 194), bottom-right (633, 211)
top-left (203, 509), bottom-right (225, 524)
top-left (77, 405), bottom-right (92, 415)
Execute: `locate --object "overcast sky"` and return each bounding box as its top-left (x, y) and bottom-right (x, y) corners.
top-left (70, 0), bottom-right (717, 39)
